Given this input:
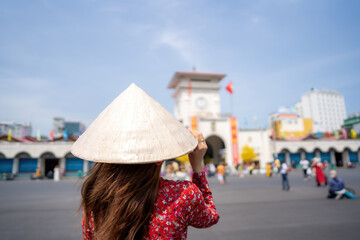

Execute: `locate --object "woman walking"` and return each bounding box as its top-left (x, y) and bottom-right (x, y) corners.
top-left (280, 160), bottom-right (292, 191)
top-left (72, 84), bottom-right (219, 240)
top-left (313, 158), bottom-right (327, 187)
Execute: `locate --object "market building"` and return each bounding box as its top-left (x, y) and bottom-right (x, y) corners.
top-left (1, 71), bottom-right (360, 177)
top-left (0, 140), bottom-right (91, 178)
top-left (168, 71), bottom-right (239, 167)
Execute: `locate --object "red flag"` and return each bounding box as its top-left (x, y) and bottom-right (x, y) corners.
top-left (326, 131), bottom-right (331, 138)
top-left (188, 78), bottom-right (191, 96)
top-left (226, 81), bottom-right (233, 94)
top-left (50, 129), bottom-right (54, 141)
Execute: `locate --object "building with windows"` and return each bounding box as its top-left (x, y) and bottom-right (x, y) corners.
top-left (0, 122), bottom-right (32, 139)
top-left (53, 117), bottom-right (86, 138)
top-left (168, 71), bottom-right (237, 167)
top-left (1, 72), bottom-right (359, 177)
top-left (0, 141), bottom-right (90, 178)
top-left (269, 106), bottom-right (313, 139)
top-left (343, 112), bottom-right (360, 134)
top-left (65, 121), bottom-right (86, 137)
top-left (53, 117), bottom-right (65, 138)
top-left (297, 89), bottom-right (347, 132)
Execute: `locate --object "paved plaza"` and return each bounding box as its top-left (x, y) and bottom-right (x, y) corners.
top-left (0, 169), bottom-right (359, 240)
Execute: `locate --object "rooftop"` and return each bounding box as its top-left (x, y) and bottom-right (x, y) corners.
top-left (168, 71), bottom-right (226, 89)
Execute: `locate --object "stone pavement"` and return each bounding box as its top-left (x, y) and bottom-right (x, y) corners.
top-left (0, 169), bottom-right (359, 240)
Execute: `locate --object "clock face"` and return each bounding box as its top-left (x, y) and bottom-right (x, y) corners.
top-left (196, 97), bottom-right (207, 109)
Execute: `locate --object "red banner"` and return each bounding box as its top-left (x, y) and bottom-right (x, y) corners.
top-left (230, 117), bottom-right (239, 164)
top-left (188, 78), bottom-right (192, 96)
top-left (191, 116), bottom-right (198, 130)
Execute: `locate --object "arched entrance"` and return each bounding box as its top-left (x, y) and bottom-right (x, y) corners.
top-left (204, 135), bottom-right (225, 165)
top-left (40, 152), bottom-right (59, 178)
top-left (64, 152), bottom-right (83, 176)
top-left (15, 152), bottom-right (37, 176)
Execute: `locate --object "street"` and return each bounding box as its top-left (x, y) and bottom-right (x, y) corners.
top-left (0, 169), bottom-right (359, 240)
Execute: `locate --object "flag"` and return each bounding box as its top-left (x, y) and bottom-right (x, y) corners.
top-left (342, 129), bottom-right (348, 139)
top-left (50, 129), bottom-right (54, 141)
top-left (326, 131), bottom-right (331, 138)
top-left (64, 129), bottom-right (68, 141)
top-left (226, 81), bottom-right (233, 94)
top-left (317, 131), bottom-right (322, 139)
top-left (188, 78), bottom-right (191, 96)
top-left (350, 129), bottom-right (357, 139)
top-left (37, 130), bottom-right (41, 141)
top-left (7, 129), bottom-right (12, 141)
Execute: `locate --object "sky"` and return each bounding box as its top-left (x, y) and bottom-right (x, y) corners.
top-left (1, 0), bottom-right (360, 136)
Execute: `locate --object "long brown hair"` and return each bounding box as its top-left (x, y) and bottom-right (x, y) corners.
top-left (81, 162), bottom-right (162, 240)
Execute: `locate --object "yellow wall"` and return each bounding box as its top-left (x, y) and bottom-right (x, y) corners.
top-left (274, 118), bottom-right (313, 139)
top-left (302, 118), bottom-right (313, 135)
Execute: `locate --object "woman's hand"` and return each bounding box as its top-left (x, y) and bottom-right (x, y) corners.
top-left (188, 129), bottom-right (207, 173)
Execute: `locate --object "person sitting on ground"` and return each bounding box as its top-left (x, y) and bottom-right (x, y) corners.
top-left (327, 170), bottom-right (356, 200)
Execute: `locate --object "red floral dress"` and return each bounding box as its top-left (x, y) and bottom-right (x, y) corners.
top-left (82, 171), bottom-right (219, 239)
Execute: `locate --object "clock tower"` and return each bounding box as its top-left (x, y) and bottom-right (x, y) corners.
top-left (168, 71), bottom-right (226, 128)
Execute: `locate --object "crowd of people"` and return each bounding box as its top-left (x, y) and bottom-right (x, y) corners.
top-left (163, 156), bottom-right (357, 200)
top-left (265, 157), bottom-right (356, 199)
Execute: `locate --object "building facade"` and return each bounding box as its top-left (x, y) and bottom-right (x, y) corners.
top-left (343, 112), bottom-right (360, 134)
top-left (0, 122), bottom-right (32, 139)
top-left (1, 72), bottom-right (359, 177)
top-left (65, 121), bottom-right (86, 137)
top-left (269, 107), bottom-right (313, 139)
top-left (168, 71), bottom-right (238, 167)
top-left (298, 89), bottom-right (347, 132)
top-left (53, 117), bottom-right (86, 138)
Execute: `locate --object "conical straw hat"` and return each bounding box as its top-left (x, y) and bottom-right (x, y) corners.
top-left (71, 83), bottom-right (197, 164)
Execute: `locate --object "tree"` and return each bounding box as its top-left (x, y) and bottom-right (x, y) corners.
top-left (241, 145), bottom-right (257, 163)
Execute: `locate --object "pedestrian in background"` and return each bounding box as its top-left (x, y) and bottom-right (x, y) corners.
top-left (280, 160), bottom-right (292, 191)
top-left (313, 158), bottom-right (327, 187)
top-left (274, 158), bottom-right (281, 174)
top-left (217, 163), bottom-right (226, 184)
top-left (266, 162), bottom-right (272, 178)
top-left (299, 158), bottom-right (310, 180)
top-left (249, 162), bottom-right (255, 177)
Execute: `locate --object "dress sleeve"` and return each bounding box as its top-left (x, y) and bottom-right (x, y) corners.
top-left (82, 212), bottom-right (94, 240)
top-left (184, 171), bottom-right (219, 228)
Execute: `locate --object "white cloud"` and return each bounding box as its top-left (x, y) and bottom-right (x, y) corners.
top-left (251, 17), bottom-right (261, 24)
top-left (157, 30), bottom-right (198, 66)
top-left (268, 49), bottom-right (360, 81)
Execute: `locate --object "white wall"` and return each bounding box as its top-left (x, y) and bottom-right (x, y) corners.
top-left (238, 129), bottom-right (272, 168)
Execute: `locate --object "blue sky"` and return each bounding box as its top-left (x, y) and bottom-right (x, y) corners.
top-left (1, 0), bottom-right (359, 136)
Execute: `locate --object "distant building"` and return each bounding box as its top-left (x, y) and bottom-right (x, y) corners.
top-left (269, 107), bottom-right (313, 139)
top-left (168, 71), bottom-right (235, 166)
top-left (343, 112), bottom-right (360, 134)
top-left (0, 122), bottom-right (32, 138)
top-left (297, 89), bottom-right (347, 132)
top-left (53, 117), bottom-right (86, 138)
top-left (53, 117), bottom-right (65, 138)
top-left (65, 121), bottom-right (86, 137)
